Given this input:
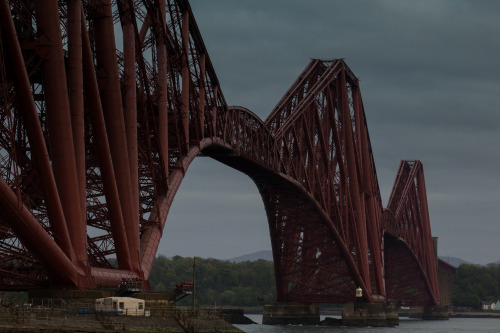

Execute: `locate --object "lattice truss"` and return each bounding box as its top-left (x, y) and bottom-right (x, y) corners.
top-left (384, 161), bottom-right (440, 305)
top-left (0, 0), bottom-right (228, 288)
top-left (0, 0), bottom-right (440, 306)
top-left (260, 59), bottom-right (385, 303)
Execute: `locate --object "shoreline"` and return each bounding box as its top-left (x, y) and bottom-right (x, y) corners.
top-left (451, 312), bottom-right (500, 318)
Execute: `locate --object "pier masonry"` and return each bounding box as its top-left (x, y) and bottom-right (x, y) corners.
top-left (342, 302), bottom-right (399, 326)
top-left (423, 305), bottom-right (449, 320)
top-left (262, 302), bottom-right (320, 325)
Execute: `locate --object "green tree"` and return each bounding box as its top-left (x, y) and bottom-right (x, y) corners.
top-left (452, 264), bottom-right (500, 309)
top-left (147, 255), bottom-right (276, 307)
top-left (153, 282), bottom-right (167, 292)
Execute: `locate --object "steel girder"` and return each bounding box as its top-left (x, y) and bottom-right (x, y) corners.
top-left (259, 59), bottom-right (385, 303)
top-left (0, 0), bottom-right (225, 288)
top-left (0, 0), bottom-right (440, 306)
top-left (384, 161), bottom-right (440, 305)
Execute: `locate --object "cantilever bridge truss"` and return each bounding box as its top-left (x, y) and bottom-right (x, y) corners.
top-left (0, 0), bottom-right (440, 306)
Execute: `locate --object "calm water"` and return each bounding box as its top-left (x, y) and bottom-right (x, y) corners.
top-left (234, 314), bottom-right (500, 332)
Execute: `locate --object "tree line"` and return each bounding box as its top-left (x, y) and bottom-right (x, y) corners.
top-left (149, 256), bottom-right (500, 310)
top-left (452, 264), bottom-right (500, 309)
top-left (148, 255), bottom-right (276, 307)
top-left (2, 256), bottom-right (497, 310)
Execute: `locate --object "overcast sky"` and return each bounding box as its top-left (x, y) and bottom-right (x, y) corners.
top-left (158, 0), bottom-right (500, 265)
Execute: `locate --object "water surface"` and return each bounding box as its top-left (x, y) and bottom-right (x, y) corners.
top-left (235, 314), bottom-right (500, 332)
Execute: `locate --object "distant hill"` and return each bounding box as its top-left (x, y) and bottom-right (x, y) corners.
top-left (438, 256), bottom-right (474, 267)
top-left (225, 250), bottom-right (273, 263)
top-left (224, 251), bottom-right (486, 268)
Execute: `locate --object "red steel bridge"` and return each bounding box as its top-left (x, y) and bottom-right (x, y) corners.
top-left (0, 0), bottom-right (440, 306)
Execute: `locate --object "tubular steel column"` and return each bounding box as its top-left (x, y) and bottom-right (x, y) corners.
top-left (199, 53), bottom-right (206, 139)
top-left (157, 0), bottom-right (169, 179)
top-left (0, 0), bottom-right (74, 261)
top-left (120, 0), bottom-right (140, 232)
top-left (353, 85), bottom-right (386, 298)
top-left (0, 178), bottom-right (80, 285)
top-left (211, 85), bottom-right (219, 136)
top-left (181, 9), bottom-right (190, 149)
top-left (338, 67), bottom-right (370, 299)
top-left (81, 13), bottom-right (132, 271)
top-left (416, 164), bottom-right (440, 305)
top-left (34, 0), bottom-right (87, 265)
top-left (67, 0), bottom-right (87, 234)
top-left (92, 0), bottom-right (140, 273)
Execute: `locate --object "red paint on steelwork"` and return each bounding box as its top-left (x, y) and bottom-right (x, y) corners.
top-left (80, 11), bottom-right (132, 272)
top-left (119, 0), bottom-right (140, 234)
top-left (384, 161), bottom-right (440, 305)
top-left (0, 0), bottom-right (440, 306)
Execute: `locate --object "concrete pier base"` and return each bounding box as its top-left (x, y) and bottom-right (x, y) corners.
top-left (262, 302), bottom-right (320, 325)
top-left (342, 302), bottom-right (399, 327)
top-left (423, 306), bottom-right (449, 320)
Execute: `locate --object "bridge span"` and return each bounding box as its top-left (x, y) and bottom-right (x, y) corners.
top-left (0, 0), bottom-right (441, 311)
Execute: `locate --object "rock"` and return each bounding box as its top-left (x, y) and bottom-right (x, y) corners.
top-left (221, 309), bottom-right (256, 324)
top-left (321, 317), bottom-right (342, 326)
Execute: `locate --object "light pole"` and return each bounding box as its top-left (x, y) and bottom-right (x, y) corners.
top-left (192, 257), bottom-right (197, 315)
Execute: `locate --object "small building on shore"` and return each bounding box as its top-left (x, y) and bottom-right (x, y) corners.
top-left (482, 301), bottom-right (495, 310)
top-left (96, 297), bottom-right (145, 316)
top-left (481, 300), bottom-right (500, 311)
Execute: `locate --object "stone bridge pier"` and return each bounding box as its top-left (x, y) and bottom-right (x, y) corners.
top-left (262, 301), bottom-right (399, 327)
top-left (262, 302), bottom-right (320, 325)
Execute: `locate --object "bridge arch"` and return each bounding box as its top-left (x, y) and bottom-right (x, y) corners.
top-left (384, 232), bottom-right (437, 306)
top-left (202, 139), bottom-right (364, 303)
top-left (158, 157), bottom-right (269, 260)
top-left (383, 161), bottom-right (441, 306)
top-left (383, 209), bottom-right (438, 305)
top-left (0, 0), bottom-right (440, 307)
top-left (139, 104), bottom-right (365, 303)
